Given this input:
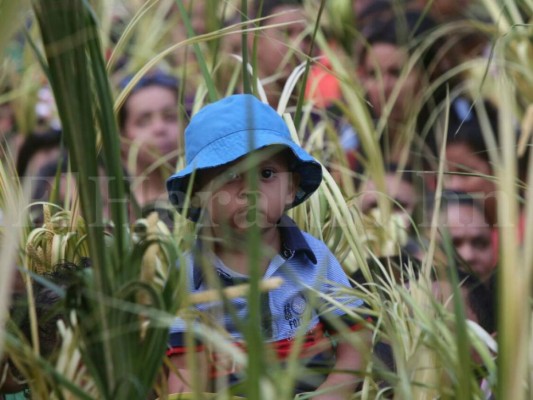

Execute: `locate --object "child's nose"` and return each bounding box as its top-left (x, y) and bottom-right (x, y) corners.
top-left (238, 185), bottom-right (260, 202)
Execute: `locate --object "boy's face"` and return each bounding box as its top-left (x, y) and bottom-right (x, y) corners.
top-left (197, 147), bottom-right (298, 234)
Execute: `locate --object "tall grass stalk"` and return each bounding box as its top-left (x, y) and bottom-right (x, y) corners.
top-left (174, 0), bottom-right (217, 102)
top-left (0, 173), bottom-right (28, 361)
top-left (240, 0), bottom-right (252, 94)
top-left (495, 76), bottom-right (528, 400)
top-left (292, 0), bottom-right (325, 127)
top-left (31, 1), bottom-right (117, 392)
top-left (29, 1), bottom-right (182, 397)
top-left (524, 108), bottom-right (533, 396)
top-left (105, 0), bottom-right (159, 73)
top-left (0, 0), bottom-right (30, 61)
top-left (113, 22), bottom-right (253, 112)
top-left (472, 3), bottom-right (533, 398)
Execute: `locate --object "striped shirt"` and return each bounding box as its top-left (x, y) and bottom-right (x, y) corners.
top-left (167, 216), bottom-right (364, 388)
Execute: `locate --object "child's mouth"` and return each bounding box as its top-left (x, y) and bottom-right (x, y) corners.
top-left (232, 208), bottom-right (267, 229)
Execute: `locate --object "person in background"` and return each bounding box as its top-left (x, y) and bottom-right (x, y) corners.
top-left (169, 0), bottom-right (210, 69)
top-left (249, 0), bottom-right (316, 109)
top-left (431, 267), bottom-right (496, 398)
top-left (442, 99), bottom-right (528, 263)
top-left (15, 129), bottom-right (62, 179)
top-left (0, 99), bottom-right (16, 141)
top-left (432, 267), bottom-right (496, 335)
top-left (29, 157), bottom-right (111, 227)
top-left (353, 164), bottom-right (423, 285)
top-left (355, 9), bottom-right (447, 164)
top-left (1, 262), bottom-right (87, 399)
top-left (0, 86), bottom-right (21, 161)
top-left (444, 101), bottom-right (500, 226)
top-left (372, 268), bottom-right (496, 398)
top-left (358, 165), bottom-right (419, 230)
top-left (248, 0), bottom-right (356, 182)
top-left (436, 191), bottom-right (497, 284)
top-left (118, 70), bottom-right (182, 225)
top-left (412, 0), bottom-right (474, 22)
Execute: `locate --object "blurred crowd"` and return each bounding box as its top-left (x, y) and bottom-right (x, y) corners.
top-left (1, 0), bottom-right (531, 397)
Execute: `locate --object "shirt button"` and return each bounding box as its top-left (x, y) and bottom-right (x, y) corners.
top-left (282, 249), bottom-right (293, 259)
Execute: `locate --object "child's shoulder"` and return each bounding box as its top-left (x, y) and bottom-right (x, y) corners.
top-left (299, 229), bottom-right (328, 249)
top-left (295, 229), bottom-right (338, 263)
top-left (279, 216), bottom-right (332, 252)
top-left (294, 228), bottom-right (349, 284)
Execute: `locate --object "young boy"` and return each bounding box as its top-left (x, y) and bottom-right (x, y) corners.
top-left (166, 94), bottom-right (368, 397)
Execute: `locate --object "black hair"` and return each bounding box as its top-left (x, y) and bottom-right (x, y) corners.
top-left (425, 189), bottom-right (493, 238)
top-left (28, 155), bottom-right (118, 228)
top-left (455, 269), bottom-right (496, 334)
top-left (357, 0), bottom-right (397, 22)
top-left (361, 9), bottom-right (439, 72)
top-left (30, 154), bottom-right (70, 202)
top-left (8, 261), bottom-right (88, 382)
top-left (428, 190), bottom-right (496, 292)
top-left (356, 7), bottom-right (466, 160)
top-left (353, 162), bottom-right (417, 192)
top-left (447, 99), bottom-right (529, 192)
top-left (252, 0), bottom-right (303, 20)
top-left (16, 129), bottom-right (62, 177)
top-left (117, 71), bottom-right (179, 131)
top-left (446, 100), bottom-right (499, 164)
top-left (436, 190), bottom-right (486, 215)
top-left (385, 163), bottom-right (416, 185)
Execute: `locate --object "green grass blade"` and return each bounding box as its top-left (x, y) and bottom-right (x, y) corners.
top-left (0, 0), bottom-right (30, 59)
top-left (240, 0), bottom-right (251, 94)
top-left (293, 0), bottom-right (325, 127)
top-left (174, 0), bottom-right (218, 102)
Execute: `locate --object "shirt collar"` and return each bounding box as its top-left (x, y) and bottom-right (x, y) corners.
top-left (277, 215), bottom-right (317, 264)
top-left (192, 215), bottom-right (317, 289)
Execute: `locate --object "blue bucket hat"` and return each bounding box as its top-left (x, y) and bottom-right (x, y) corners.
top-left (166, 94), bottom-right (322, 220)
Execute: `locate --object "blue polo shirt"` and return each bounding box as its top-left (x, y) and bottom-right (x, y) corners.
top-left (167, 216), bottom-right (364, 387)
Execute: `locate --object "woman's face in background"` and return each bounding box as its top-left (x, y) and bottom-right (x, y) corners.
top-left (253, 6), bottom-right (312, 82)
top-left (445, 142), bottom-right (497, 224)
top-left (122, 85), bottom-right (181, 169)
top-left (441, 202), bottom-right (496, 281)
top-left (360, 43), bottom-right (424, 123)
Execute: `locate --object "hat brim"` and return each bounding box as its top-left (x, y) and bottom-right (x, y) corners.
top-left (166, 129), bottom-right (322, 220)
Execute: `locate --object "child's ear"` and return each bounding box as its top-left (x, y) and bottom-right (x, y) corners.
top-left (286, 172), bottom-right (301, 207)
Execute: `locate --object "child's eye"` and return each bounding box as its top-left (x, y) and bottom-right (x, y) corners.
top-left (261, 168), bottom-right (276, 180)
